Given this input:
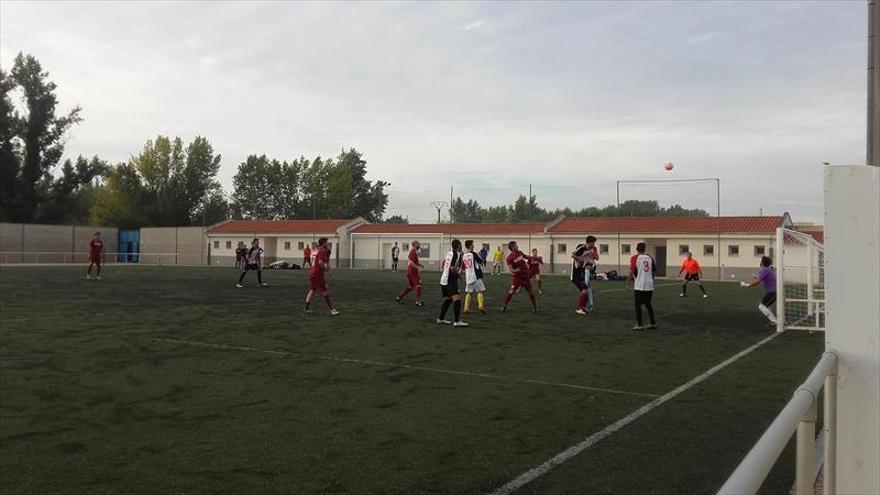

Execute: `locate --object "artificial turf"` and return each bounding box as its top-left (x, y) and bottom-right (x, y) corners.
top-left (0, 266), bottom-right (823, 494)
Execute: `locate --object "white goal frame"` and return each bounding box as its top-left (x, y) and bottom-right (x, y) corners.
top-left (776, 227), bottom-right (825, 333)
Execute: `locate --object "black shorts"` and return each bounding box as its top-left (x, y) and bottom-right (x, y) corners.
top-left (244, 263), bottom-right (260, 271)
top-left (761, 292), bottom-right (777, 307)
top-left (571, 268), bottom-right (588, 290)
top-left (684, 273), bottom-right (700, 282)
top-left (634, 290), bottom-right (654, 305)
top-left (441, 280), bottom-right (459, 298)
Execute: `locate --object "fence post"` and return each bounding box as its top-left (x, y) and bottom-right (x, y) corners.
top-left (776, 228), bottom-right (785, 332)
top-left (796, 393), bottom-right (818, 495)
top-left (824, 363), bottom-right (838, 495)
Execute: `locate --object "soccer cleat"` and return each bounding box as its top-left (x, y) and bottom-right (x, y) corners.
top-left (304, 309), bottom-right (313, 314)
top-left (629, 325), bottom-right (644, 331)
top-left (436, 319), bottom-right (452, 325)
top-left (532, 307), bottom-right (539, 314)
top-left (330, 309), bottom-right (340, 316)
top-left (453, 321), bottom-right (469, 327)
top-left (679, 293), bottom-right (685, 297)
top-left (647, 324), bottom-right (658, 330)
top-left (575, 309), bottom-right (587, 315)
top-left (96, 276), bottom-right (101, 280)
top-left (538, 290), bottom-right (544, 295)
top-left (479, 307), bottom-right (487, 314)
top-left (260, 283), bottom-right (268, 287)
top-left (236, 284), bottom-right (243, 288)
top-left (702, 294), bottom-right (708, 298)
top-left (500, 306), bottom-right (507, 312)
top-left (86, 275), bottom-right (91, 280)
top-left (587, 305), bottom-right (596, 312)
top-left (415, 300), bottom-right (424, 307)
top-left (395, 297), bottom-right (403, 304)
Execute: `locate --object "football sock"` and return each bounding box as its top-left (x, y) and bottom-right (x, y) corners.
top-left (646, 303), bottom-right (656, 325)
top-left (699, 285), bottom-right (706, 295)
top-left (634, 301), bottom-right (643, 326)
top-left (238, 272), bottom-right (247, 284)
top-left (528, 292), bottom-right (537, 308)
top-left (398, 287), bottom-right (411, 299)
top-left (538, 279), bottom-right (543, 291)
top-left (464, 293), bottom-right (472, 311)
top-left (416, 286), bottom-right (422, 300)
top-left (477, 292), bottom-right (484, 309)
top-left (758, 304), bottom-right (776, 323)
top-left (682, 284), bottom-right (687, 295)
top-left (578, 292), bottom-right (587, 309)
top-left (503, 291), bottom-right (514, 306)
top-left (453, 300), bottom-right (462, 322)
top-left (323, 295), bottom-right (333, 309)
top-left (587, 290), bottom-right (594, 307)
top-left (257, 271), bottom-right (263, 284)
top-left (439, 299), bottom-right (451, 319)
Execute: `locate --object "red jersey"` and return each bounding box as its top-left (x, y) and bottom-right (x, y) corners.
top-left (303, 247), bottom-right (312, 260)
top-left (527, 255), bottom-right (543, 276)
top-left (406, 248), bottom-right (421, 274)
top-left (89, 238), bottom-right (103, 259)
top-left (507, 250), bottom-right (529, 279)
top-left (310, 248), bottom-right (328, 278)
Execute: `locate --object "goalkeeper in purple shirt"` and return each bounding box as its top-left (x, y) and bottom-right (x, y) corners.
top-left (742, 256), bottom-right (777, 325)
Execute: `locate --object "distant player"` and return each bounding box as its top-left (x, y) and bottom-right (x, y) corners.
top-left (305, 237), bottom-right (339, 315)
top-left (628, 242), bottom-right (657, 331)
top-left (303, 243), bottom-right (312, 269)
top-left (86, 232), bottom-right (104, 280)
top-left (391, 242), bottom-right (400, 271)
top-left (492, 246), bottom-right (504, 276)
top-left (478, 245), bottom-right (489, 266)
top-left (234, 241), bottom-right (247, 269)
top-left (501, 241), bottom-right (538, 313)
top-left (571, 235), bottom-right (598, 314)
top-left (742, 256), bottom-right (777, 326)
top-left (438, 239), bottom-right (468, 326)
top-left (463, 240), bottom-right (487, 314)
top-left (237, 238), bottom-right (268, 288)
top-left (528, 248), bottom-right (545, 295)
top-left (679, 252), bottom-right (707, 298)
top-left (396, 240), bottom-right (424, 306)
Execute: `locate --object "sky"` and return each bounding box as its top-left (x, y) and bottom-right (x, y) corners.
top-left (0, 1), bottom-right (868, 223)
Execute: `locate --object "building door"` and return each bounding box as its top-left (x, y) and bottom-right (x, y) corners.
top-left (655, 246), bottom-right (667, 277)
top-left (382, 243), bottom-right (393, 269)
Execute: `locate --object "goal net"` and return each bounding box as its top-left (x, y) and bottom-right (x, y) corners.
top-left (776, 228), bottom-right (825, 332)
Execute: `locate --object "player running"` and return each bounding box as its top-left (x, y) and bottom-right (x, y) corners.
top-left (741, 256), bottom-right (777, 326)
top-left (305, 237), bottom-right (339, 315)
top-left (528, 248), bottom-right (545, 295)
top-left (438, 239), bottom-right (468, 326)
top-left (501, 241), bottom-right (538, 313)
top-left (463, 240), bottom-right (487, 314)
top-left (237, 238), bottom-right (268, 287)
top-left (86, 232), bottom-right (104, 280)
top-left (491, 246), bottom-right (504, 276)
top-left (391, 242), bottom-right (400, 271)
top-left (396, 240), bottom-right (425, 306)
top-left (628, 242), bottom-right (657, 330)
top-left (679, 252), bottom-right (707, 298)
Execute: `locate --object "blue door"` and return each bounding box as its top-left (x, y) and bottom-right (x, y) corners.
top-left (118, 229), bottom-right (140, 263)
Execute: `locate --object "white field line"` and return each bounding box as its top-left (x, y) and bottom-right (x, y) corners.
top-left (488, 331), bottom-right (781, 495)
top-left (151, 337), bottom-right (659, 399)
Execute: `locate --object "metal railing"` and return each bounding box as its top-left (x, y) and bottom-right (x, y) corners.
top-left (719, 351), bottom-right (838, 495)
top-left (0, 251), bottom-right (179, 265)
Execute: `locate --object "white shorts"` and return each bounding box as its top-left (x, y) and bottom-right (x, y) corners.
top-left (466, 279), bottom-right (486, 293)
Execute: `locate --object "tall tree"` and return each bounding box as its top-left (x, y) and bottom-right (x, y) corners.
top-left (449, 197), bottom-right (485, 223)
top-left (0, 68), bottom-right (21, 220)
top-left (1, 53), bottom-right (82, 222)
top-left (90, 162), bottom-right (149, 227)
top-left (37, 155), bottom-right (109, 224)
top-left (383, 214), bottom-right (409, 224)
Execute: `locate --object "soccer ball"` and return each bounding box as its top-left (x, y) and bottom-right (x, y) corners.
top-left (664, 162), bottom-right (674, 171)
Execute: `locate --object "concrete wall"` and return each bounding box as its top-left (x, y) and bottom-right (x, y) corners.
top-left (139, 227), bottom-right (207, 265)
top-left (0, 223), bottom-right (118, 263)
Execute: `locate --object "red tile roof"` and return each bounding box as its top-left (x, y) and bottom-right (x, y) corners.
top-left (549, 216), bottom-right (785, 234)
top-left (352, 223), bottom-right (546, 235)
top-left (208, 219), bottom-right (355, 234)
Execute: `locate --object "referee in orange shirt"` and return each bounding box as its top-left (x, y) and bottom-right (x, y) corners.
top-left (679, 252), bottom-right (707, 298)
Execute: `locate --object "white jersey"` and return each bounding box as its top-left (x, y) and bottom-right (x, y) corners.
top-left (248, 246), bottom-right (263, 264)
top-left (440, 250), bottom-right (461, 286)
top-left (463, 252), bottom-right (477, 285)
top-left (632, 253), bottom-right (655, 291)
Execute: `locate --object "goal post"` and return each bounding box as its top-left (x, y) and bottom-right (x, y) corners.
top-left (776, 227), bottom-right (825, 332)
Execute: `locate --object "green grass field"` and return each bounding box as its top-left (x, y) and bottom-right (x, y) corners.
top-left (0, 266), bottom-right (823, 494)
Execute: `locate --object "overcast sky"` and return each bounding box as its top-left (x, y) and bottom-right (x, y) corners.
top-left (0, 1), bottom-right (867, 222)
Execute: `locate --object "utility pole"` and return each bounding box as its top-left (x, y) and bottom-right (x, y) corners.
top-left (869, 0), bottom-right (879, 165)
top-left (430, 201), bottom-right (447, 224)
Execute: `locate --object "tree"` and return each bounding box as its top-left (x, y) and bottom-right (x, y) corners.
top-left (195, 189), bottom-right (230, 226)
top-left (232, 155), bottom-right (292, 220)
top-left (90, 163), bottom-right (149, 227)
top-left (449, 197), bottom-right (485, 223)
top-left (36, 155), bottom-right (109, 224)
top-left (383, 214), bottom-right (409, 224)
top-left (1, 53), bottom-right (82, 222)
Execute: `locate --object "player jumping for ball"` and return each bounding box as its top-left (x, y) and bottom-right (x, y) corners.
top-left (86, 232), bottom-right (104, 280)
top-left (438, 239), bottom-right (468, 326)
top-left (501, 241), bottom-right (538, 313)
top-left (571, 235), bottom-right (598, 313)
top-left (463, 240), bottom-right (487, 314)
top-left (237, 238), bottom-right (268, 287)
top-left (629, 242), bottom-right (657, 331)
top-left (528, 248), bottom-right (545, 295)
top-left (679, 252), bottom-right (708, 298)
top-left (741, 256), bottom-right (777, 326)
top-left (396, 240), bottom-right (424, 306)
top-left (305, 237), bottom-right (339, 315)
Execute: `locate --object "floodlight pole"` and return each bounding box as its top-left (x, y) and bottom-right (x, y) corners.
top-left (869, 0), bottom-right (879, 166)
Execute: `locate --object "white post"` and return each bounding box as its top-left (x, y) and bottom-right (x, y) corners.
top-left (824, 165), bottom-right (880, 494)
top-left (776, 227), bottom-right (785, 332)
top-left (824, 368), bottom-right (837, 495)
top-left (806, 241), bottom-right (814, 317)
top-left (796, 397), bottom-right (817, 495)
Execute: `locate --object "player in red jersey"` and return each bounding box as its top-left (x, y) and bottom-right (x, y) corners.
top-left (528, 248), bottom-right (545, 295)
top-left (396, 240), bottom-right (424, 306)
top-left (501, 241), bottom-right (538, 313)
top-left (305, 237), bottom-right (338, 315)
top-left (86, 232), bottom-right (104, 280)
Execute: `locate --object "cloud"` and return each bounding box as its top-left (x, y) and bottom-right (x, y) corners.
top-left (462, 19), bottom-right (487, 31)
top-left (686, 32), bottom-right (719, 45)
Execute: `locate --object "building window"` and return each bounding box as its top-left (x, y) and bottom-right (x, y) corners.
top-left (557, 243), bottom-right (567, 254)
top-left (621, 244), bottom-right (631, 254)
top-left (754, 245), bottom-right (765, 256)
top-left (213, 240), bottom-right (219, 249)
top-left (297, 241), bottom-right (304, 250)
top-left (284, 241), bottom-right (291, 250)
top-left (599, 244), bottom-right (609, 255)
top-left (225, 241), bottom-right (231, 249)
top-left (729, 245), bottom-right (740, 256)
top-left (703, 244), bottom-right (714, 256)
top-left (403, 243), bottom-right (409, 250)
top-left (419, 244), bottom-right (431, 258)
top-left (679, 244), bottom-right (689, 256)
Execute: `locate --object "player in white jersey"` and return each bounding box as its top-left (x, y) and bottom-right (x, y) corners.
top-left (628, 242), bottom-right (657, 330)
top-left (437, 239), bottom-right (468, 327)
top-left (462, 240), bottom-right (487, 314)
top-left (237, 238), bottom-right (268, 288)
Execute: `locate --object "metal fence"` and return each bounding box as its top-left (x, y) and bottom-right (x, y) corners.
top-left (0, 252), bottom-right (180, 265)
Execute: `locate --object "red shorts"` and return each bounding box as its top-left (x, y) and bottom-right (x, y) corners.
top-left (529, 268), bottom-right (540, 278)
top-left (89, 255), bottom-right (101, 263)
top-left (510, 277), bottom-right (532, 292)
top-left (310, 276), bottom-right (328, 292)
top-left (406, 270), bottom-right (421, 287)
